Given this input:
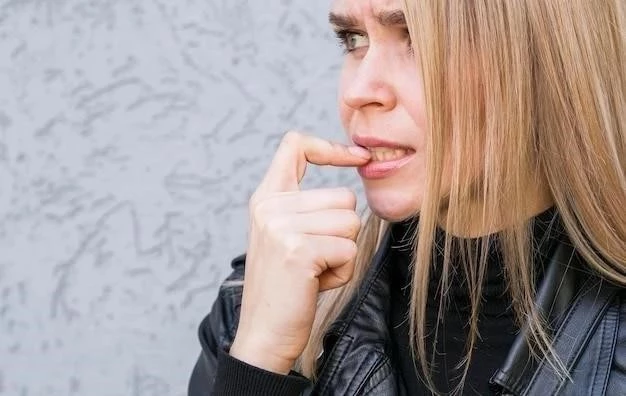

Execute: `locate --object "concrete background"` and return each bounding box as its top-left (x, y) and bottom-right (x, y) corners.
top-left (0, 1), bottom-right (364, 395)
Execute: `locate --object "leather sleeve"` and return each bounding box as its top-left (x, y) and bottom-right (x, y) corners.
top-left (187, 255), bottom-right (246, 396)
top-left (606, 292), bottom-right (626, 395)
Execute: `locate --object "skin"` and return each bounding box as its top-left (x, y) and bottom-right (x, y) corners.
top-left (229, 133), bottom-right (369, 374)
top-left (335, 0), bottom-right (428, 222)
top-left (229, 0), bottom-right (554, 375)
top-left (333, 0), bottom-right (553, 233)
top-left (230, 0), bottom-right (423, 375)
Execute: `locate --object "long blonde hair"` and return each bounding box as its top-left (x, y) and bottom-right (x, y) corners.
top-left (299, 0), bottom-right (625, 393)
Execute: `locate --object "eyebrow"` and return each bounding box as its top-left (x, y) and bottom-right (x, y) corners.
top-left (328, 9), bottom-right (407, 29)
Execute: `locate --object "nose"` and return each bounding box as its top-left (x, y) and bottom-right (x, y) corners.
top-left (341, 50), bottom-right (397, 112)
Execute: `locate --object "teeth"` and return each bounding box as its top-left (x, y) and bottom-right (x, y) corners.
top-left (368, 147), bottom-right (408, 162)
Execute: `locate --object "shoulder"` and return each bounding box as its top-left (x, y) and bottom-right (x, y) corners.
top-left (189, 255), bottom-right (247, 395)
top-left (570, 252), bottom-right (626, 393)
top-left (198, 254), bottom-right (247, 353)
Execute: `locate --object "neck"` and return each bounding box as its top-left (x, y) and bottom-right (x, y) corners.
top-left (439, 179), bottom-right (554, 238)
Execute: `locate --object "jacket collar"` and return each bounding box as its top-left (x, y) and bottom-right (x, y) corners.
top-left (488, 242), bottom-right (577, 394)
top-left (490, 243), bottom-right (619, 395)
top-left (315, 223), bottom-right (619, 395)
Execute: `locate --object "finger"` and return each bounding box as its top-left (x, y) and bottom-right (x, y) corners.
top-left (252, 188), bottom-right (357, 215)
top-left (284, 210), bottom-right (361, 240)
top-left (318, 264), bottom-right (356, 291)
top-left (258, 131), bottom-right (371, 193)
top-left (302, 235), bottom-right (357, 288)
top-left (303, 235), bottom-right (356, 291)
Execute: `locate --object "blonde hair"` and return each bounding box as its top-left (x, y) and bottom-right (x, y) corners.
top-left (299, 0), bottom-right (626, 394)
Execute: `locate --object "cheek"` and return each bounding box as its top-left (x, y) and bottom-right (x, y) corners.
top-left (337, 69), bottom-right (352, 130)
top-left (398, 74), bottom-right (427, 133)
top-left (338, 102), bottom-right (352, 131)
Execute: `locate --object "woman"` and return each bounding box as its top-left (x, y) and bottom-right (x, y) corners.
top-left (189, 0), bottom-right (625, 394)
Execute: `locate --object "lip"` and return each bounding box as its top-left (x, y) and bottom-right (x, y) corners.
top-left (352, 135), bottom-right (412, 150)
top-left (352, 135), bottom-right (415, 180)
top-left (357, 153), bottom-right (415, 179)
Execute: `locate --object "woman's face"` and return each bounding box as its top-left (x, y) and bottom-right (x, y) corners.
top-left (331, 0), bottom-right (427, 222)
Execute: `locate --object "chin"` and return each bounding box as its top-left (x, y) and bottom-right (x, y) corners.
top-left (363, 185), bottom-right (422, 223)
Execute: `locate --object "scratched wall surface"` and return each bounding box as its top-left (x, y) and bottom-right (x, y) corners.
top-left (0, 1), bottom-right (364, 395)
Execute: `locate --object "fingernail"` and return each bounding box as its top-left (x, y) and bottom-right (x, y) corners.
top-left (348, 146), bottom-right (371, 159)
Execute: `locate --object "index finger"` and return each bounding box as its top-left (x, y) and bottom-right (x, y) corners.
top-left (258, 131), bottom-right (371, 193)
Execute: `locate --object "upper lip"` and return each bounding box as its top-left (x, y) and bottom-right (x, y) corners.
top-left (351, 135), bottom-right (413, 150)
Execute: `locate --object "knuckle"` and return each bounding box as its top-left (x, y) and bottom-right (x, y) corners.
top-left (347, 214), bottom-right (362, 237)
top-left (250, 198), bottom-right (277, 227)
top-left (346, 239), bottom-right (358, 257)
top-left (344, 240), bottom-right (358, 261)
top-left (249, 192), bottom-right (262, 211)
top-left (249, 196), bottom-right (265, 218)
top-left (282, 130), bottom-right (302, 147)
top-left (263, 216), bottom-right (286, 235)
top-left (327, 140), bottom-right (342, 152)
top-left (282, 233), bottom-right (305, 258)
top-left (337, 188), bottom-right (357, 208)
top-left (253, 194), bottom-right (279, 215)
top-left (339, 267), bottom-right (355, 283)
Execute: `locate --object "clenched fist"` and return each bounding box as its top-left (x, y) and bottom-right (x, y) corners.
top-left (229, 131), bottom-right (371, 374)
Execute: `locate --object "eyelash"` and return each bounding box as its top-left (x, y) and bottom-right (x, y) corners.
top-left (334, 29), bottom-right (364, 54)
top-left (333, 29), bottom-right (414, 55)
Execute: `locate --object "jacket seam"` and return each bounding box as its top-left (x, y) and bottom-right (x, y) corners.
top-left (527, 277), bottom-right (615, 395)
top-left (316, 243), bottom-right (391, 392)
top-left (597, 297), bottom-right (620, 395)
top-left (526, 277), bottom-right (588, 394)
top-left (558, 281), bottom-right (614, 395)
top-left (588, 313), bottom-right (605, 396)
top-left (332, 256), bottom-right (390, 337)
top-left (318, 334), bottom-right (355, 395)
top-left (355, 356), bottom-right (392, 395)
top-left (326, 229), bottom-right (392, 337)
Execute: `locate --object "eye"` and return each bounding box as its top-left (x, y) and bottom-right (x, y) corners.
top-left (334, 30), bottom-right (369, 53)
top-left (401, 28), bottom-right (414, 54)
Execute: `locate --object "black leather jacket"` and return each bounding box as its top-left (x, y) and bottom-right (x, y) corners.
top-left (189, 228), bottom-right (626, 395)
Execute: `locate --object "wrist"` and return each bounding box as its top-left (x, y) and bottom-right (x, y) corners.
top-left (229, 335), bottom-right (296, 375)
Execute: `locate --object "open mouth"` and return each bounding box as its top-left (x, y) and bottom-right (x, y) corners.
top-left (367, 147), bottom-right (414, 162)
top-left (357, 147), bottom-right (416, 179)
top-left (351, 135), bottom-right (415, 178)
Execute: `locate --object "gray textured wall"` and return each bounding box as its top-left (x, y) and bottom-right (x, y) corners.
top-left (0, 1), bottom-right (364, 395)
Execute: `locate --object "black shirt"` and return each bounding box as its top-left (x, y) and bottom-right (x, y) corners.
top-left (388, 208), bottom-right (560, 395)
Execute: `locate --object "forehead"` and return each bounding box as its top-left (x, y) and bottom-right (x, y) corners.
top-left (330, 0), bottom-right (402, 16)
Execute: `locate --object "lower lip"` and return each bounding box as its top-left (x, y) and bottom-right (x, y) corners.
top-left (357, 152), bottom-right (415, 179)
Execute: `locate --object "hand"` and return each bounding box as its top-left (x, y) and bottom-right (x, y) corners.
top-left (229, 131), bottom-right (371, 374)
